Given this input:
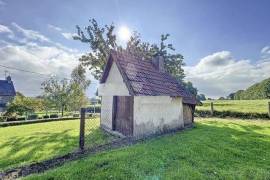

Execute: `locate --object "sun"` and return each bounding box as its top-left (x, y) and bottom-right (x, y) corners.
top-left (118, 26), bottom-right (131, 41)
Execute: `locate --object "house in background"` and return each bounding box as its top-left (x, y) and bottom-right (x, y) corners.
top-left (98, 51), bottom-right (196, 137)
top-left (0, 76), bottom-right (16, 112)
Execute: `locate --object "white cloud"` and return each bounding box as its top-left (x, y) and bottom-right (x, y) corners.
top-left (0, 43), bottom-right (81, 96)
top-left (61, 32), bottom-right (77, 40)
top-left (11, 22), bottom-right (50, 42)
top-left (47, 24), bottom-right (77, 40)
top-left (0, 23), bottom-right (97, 97)
top-left (184, 50), bottom-right (270, 98)
top-left (261, 46), bottom-right (270, 54)
top-left (261, 46), bottom-right (270, 60)
top-left (47, 24), bottom-right (62, 31)
top-left (0, 24), bottom-right (12, 34)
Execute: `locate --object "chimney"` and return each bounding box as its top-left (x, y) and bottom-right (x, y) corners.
top-left (6, 75), bottom-right (12, 83)
top-left (152, 56), bottom-right (165, 73)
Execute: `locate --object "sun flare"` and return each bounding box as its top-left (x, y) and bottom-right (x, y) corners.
top-left (118, 26), bottom-right (131, 41)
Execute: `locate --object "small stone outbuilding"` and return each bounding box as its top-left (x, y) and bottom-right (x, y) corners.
top-left (98, 51), bottom-right (196, 137)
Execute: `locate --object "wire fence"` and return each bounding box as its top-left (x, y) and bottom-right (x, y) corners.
top-left (79, 108), bottom-right (121, 150)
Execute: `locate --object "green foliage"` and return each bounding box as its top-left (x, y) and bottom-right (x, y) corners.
top-left (230, 78), bottom-right (270, 100)
top-left (183, 81), bottom-right (198, 97)
top-left (126, 33), bottom-right (185, 82)
top-left (75, 19), bottom-right (185, 82)
top-left (195, 110), bottom-right (269, 119)
top-left (41, 66), bottom-right (90, 114)
top-left (75, 19), bottom-right (117, 80)
top-left (26, 118), bottom-right (270, 180)
top-left (196, 94), bottom-right (206, 101)
top-left (4, 92), bottom-right (45, 118)
top-left (68, 65), bottom-right (90, 111)
top-left (42, 78), bottom-right (72, 116)
top-left (227, 92), bottom-right (235, 100)
top-left (71, 64), bottom-right (91, 90)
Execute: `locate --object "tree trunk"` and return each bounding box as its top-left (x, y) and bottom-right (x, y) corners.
top-left (61, 105), bottom-right (64, 117)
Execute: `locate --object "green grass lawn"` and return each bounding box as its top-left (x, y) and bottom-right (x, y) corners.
top-left (25, 118), bottom-right (270, 180)
top-left (0, 118), bottom-right (109, 171)
top-left (197, 99), bottom-right (270, 113)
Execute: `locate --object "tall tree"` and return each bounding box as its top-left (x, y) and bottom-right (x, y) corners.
top-left (41, 78), bottom-right (72, 116)
top-left (74, 19), bottom-right (185, 83)
top-left (69, 65), bottom-right (91, 110)
top-left (74, 19), bottom-right (118, 80)
top-left (183, 81), bottom-right (198, 97)
top-left (71, 64), bottom-right (91, 90)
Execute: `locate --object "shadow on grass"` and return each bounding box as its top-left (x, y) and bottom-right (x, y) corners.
top-left (23, 120), bottom-right (270, 180)
top-left (0, 129), bottom-right (78, 170)
top-left (0, 126), bottom-right (113, 171)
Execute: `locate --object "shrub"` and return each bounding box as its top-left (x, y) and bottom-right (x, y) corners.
top-left (73, 114), bottom-right (80, 118)
top-left (6, 117), bottom-right (17, 122)
top-left (43, 115), bottom-right (49, 119)
top-left (195, 109), bottom-right (270, 119)
top-left (28, 114), bottom-right (38, 120)
top-left (17, 117), bottom-right (26, 121)
top-left (0, 116), bottom-right (6, 122)
top-left (50, 114), bottom-right (59, 118)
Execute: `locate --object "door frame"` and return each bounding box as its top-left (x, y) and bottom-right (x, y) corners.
top-left (112, 96), bottom-right (134, 136)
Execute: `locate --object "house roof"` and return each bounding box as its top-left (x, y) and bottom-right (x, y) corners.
top-left (0, 80), bottom-right (16, 96)
top-left (100, 50), bottom-right (196, 105)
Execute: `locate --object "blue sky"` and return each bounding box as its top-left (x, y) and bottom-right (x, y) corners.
top-left (0, 0), bottom-right (270, 98)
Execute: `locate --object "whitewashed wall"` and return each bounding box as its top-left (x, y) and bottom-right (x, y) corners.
top-left (133, 96), bottom-right (184, 137)
top-left (100, 96), bottom-right (113, 129)
top-left (98, 62), bottom-right (130, 129)
top-left (98, 62), bottom-right (130, 96)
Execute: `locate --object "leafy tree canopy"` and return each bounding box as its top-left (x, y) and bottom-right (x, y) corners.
top-left (228, 78), bottom-right (270, 100)
top-left (74, 19), bottom-right (185, 82)
top-left (41, 65), bottom-right (90, 114)
top-left (4, 92), bottom-right (44, 117)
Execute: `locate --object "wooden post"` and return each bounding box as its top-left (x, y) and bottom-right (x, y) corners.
top-left (79, 108), bottom-right (86, 151)
top-left (268, 102), bottom-right (270, 118)
top-left (210, 102), bottom-right (214, 116)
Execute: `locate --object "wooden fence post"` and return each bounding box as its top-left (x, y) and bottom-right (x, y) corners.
top-left (79, 108), bottom-right (86, 151)
top-left (268, 102), bottom-right (270, 118)
top-left (210, 102), bottom-right (214, 116)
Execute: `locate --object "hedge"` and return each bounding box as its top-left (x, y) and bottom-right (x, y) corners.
top-left (195, 109), bottom-right (270, 119)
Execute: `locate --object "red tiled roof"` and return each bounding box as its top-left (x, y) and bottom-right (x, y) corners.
top-left (100, 50), bottom-right (196, 105)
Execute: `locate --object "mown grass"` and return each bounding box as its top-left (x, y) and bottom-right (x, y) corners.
top-left (0, 118), bottom-right (109, 171)
top-left (25, 118), bottom-right (270, 180)
top-left (197, 99), bottom-right (270, 113)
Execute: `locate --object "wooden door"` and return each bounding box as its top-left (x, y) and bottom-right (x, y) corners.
top-left (113, 96), bottom-right (133, 136)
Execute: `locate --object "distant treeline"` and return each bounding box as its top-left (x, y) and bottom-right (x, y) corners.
top-left (228, 78), bottom-right (270, 100)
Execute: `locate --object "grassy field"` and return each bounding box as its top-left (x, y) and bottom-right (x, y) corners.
top-left (196, 99), bottom-right (270, 113)
top-left (0, 118), bottom-right (109, 171)
top-left (25, 118), bottom-right (270, 180)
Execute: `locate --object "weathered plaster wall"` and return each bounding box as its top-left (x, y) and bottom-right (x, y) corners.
top-left (99, 62), bottom-right (130, 129)
top-left (183, 104), bottom-right (193, 126)
top-left (98, 62), bottom-right (130, 96)
top-left (133, 96), bottom-right (184, 137)
top-left (100, 96), bottom-right (113, 129)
